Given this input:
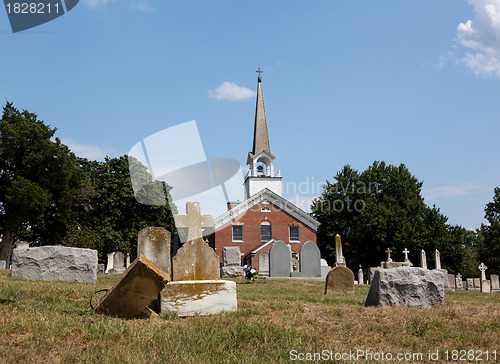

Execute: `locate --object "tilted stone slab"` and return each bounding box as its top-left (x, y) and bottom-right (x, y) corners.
top-left (137, 227), bottom-right (171, 275)
top-left (161, 280), bottom-right (237, 317)
top-left (11, 246), bottom-right (97, 284)
top-left (365, 267), bottom-right (444, 308)
top-left (172, 237), bottom-right (220, 281)
top-left (325, 266), bottom-right (355, 295)
top-left (222, 246), bottom-right (241, 267)
top-left (94, 254), bottom-right (170, 318)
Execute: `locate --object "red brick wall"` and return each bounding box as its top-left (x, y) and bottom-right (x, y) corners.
top-left (214, 199), bottom-right (317, 271)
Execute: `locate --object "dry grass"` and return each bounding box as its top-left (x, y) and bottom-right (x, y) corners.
top-left (0, 271), bottom-right (499, 363)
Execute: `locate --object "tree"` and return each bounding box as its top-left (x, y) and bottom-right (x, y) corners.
top-left (311, 161), bottom-right (466, 273)
top-left (0, 102), bottom-right (82, 262)
top-left (478, 187), bottom-right (500, 275)
top-left (64, 156), bottom-right (176, 263)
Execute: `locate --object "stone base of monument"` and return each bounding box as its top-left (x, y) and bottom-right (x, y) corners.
top-left (160, 280), bottom-right (237, 317)
top-left (220, 266), bottom-right (243, 278)
top-left (481, 280), bottom-right (491, 293)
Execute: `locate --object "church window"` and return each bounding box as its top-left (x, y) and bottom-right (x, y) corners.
top-left (289, 226), bottom-right (300, 242)
top-left (232, 225), bottom-right (243, 241)
top-left (261, 206), bottom-right (271, 212)
top-left (261, 220), bottom-right (272, 241)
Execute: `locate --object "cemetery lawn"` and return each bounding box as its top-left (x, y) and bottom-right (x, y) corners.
top-left (0, 271), bottom-right (499, 364)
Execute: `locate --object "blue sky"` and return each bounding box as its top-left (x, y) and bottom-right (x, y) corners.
top-left (1, 0), bottom-right (499, 229)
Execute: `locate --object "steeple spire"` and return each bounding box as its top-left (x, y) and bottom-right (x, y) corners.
top-left (252, 68), bottom-right (272, 156)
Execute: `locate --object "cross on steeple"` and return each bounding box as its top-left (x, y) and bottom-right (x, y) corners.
top-left (174, 202), bottom-right (214, 243)
top-left (256, 67), bottom-right (263, 78)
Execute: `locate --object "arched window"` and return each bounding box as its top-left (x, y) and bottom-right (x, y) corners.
top-left (261, 220), bottom-right (272, 241)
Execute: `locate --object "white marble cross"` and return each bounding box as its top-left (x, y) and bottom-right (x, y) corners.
top-left (174, 202), bottom-right (214, 242)
top-left (478, 262), bottom-right (488, 281)
top-left (385, 248), bottom-right (392, 262)
top-left (403, 248), bottom-right (410, 262)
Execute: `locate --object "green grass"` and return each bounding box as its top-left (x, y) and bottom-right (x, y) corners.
top-left (0, 271), bottom-right (499, 363)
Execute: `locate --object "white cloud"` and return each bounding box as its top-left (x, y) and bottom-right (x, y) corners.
top-left (62, 138), bottom-right (116, 160)
top-left (83, 0), bottom-right (116, 8)
top-left (422, 183), bottom-right (490, 200)
top-left (456, 0), bottom-right (500, 77)
top-left (208, 82), bottom-right (256, 101)
top-left (130, 0), bottom-right (153, 12)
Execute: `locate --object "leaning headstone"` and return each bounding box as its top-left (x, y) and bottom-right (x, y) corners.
top-left (0, 260), bottom-right (6, 269)
top-left (481, 280), bottom-right (491, 293)
top-left (325, 266), bottom-right (355, 295)
top-left (221, 246), bottom-right (243, 278)
top-left (11, 246), bottom-right (97, 284)
top-left (358, 265), bottom-right (364, 285)
top-left (108, 252), bottom-right (125, 275)
top-left (137, 227), bottom-right (171, 275)
top-left (299, 241), bottom-right (321, 277)
top-left (320, 259), bottom-right (331, 278)
top-left (94, 254), bottom-right (170, 318)
top-left (97, 264), bottom-right (105, 275)
top-left (269, 240), bottom-right (291, 277)
top-left (259, 252), bottom-right (269, 277)
top-left (448, 274), bottom-right (456, 291)
top-left (365, 267), bottom-right (444, 308)
top-left (420, 249), bottom-right (427, 269)
top-left (455, 273), bottom-right (464, 290)
top-left (161, 202), bottom-right (237, 317)
top-left (490, 274), bottom-right (500, 293)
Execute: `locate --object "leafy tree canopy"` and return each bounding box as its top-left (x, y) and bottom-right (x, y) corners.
top-left (478, 187), bottom-right (500, 275)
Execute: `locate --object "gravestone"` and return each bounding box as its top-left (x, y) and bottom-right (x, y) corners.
top-left (94, 254), bottom-right (170, 318)
top-left (466, 278), bottom-right (475, 290)
top-left (11, 246), bottom-right (97, 284)
top-left (420, 249), bottom-right (427, 269)
top-left (105, 252), bottom-right (114, 274)
top-left (126, 253), bottom-right (131, 268)
top-left (320, 259), bottom-right (331, 278)
top-left (0, 260), bottom-right (6, 269)
top-left (269, 240), bottom-right (291, 277)
top-left (448, 274), bottom-right (456, 291)
top-left (403, 248), bottom-right (411, 265)
top-left (325, 266), bottom-right (354, 295)
top-left (478, 262), bottom-right (487, 281)
top-left (490, 274), bottom-right (500, 293)
top-left (334, 234), bottom-right (345, 267)
top-left (259, 252), bottom-right (269, 277)
top-left (358, 265), bottom-right (364, 285)
top-left (97, 264), bottom-right (105, 275)
top-left (161, 202), bottom-right (236, 317)
top-left (369, 267), bottom-right (381, 284)
top-left (481, 280), bottom-right (491, 293)
top-left (455, 273), bottom-right (464, 290)
top-left (435, 249), bottom-right (441, 270)
top-left (137, 227), bottom-right (171, 275)
top-left (221, 246), bottom-right (243, 278)
top-left (473, 278), bottom-right (481, 290)
top-left (299, 241), bottom-right (321, 277)
top-left (365, 267), bottom-right (444, 308)
top-left (108, 252), bottom-right (125, 275)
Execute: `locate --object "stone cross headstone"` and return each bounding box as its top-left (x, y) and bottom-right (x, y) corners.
top-left (435, 249), bottom-right (441, 270)
top-left (478, 262), bottom-right (487, 281)
top-left (335, 234), bottom-right (345, 267)
top-left (269, 240), bottom-right (291, 277)
top-left (299, 241), bottom-right (321, 277)
top-left (385, 248), bottom-right (393, 262)
top-left (137, 227), bottom-right (171, 275)
top-left (420, 249), bottom-right (427, 269)
top-left (174, 201), bottom-right (214, 243)
top-left (109, 252), bottom-right (125, 275)
top-left (403, 248), bottom-right (410, 263)
top-left (358, 265), bottom-right (364, 285)
top-left (455, 273), bottom-right (463, 290)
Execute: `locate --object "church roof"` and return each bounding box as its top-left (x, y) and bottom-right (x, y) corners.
top-left (250, 71), bottom-right (274, 157)
top-left (215, 188), bottom-right (320, 231)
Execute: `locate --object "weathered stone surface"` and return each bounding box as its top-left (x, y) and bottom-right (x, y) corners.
top-left (383, 261), bottom-right (411, 269)
top-left (325, 266), bottom-right (355, 295)
top-left (259, 252), bottom-right (269, 277)
top-left (221, 266), bottom-right (243, 278)
top-left (108, 252), bottom-right (125, 275)
top-left (15, 241), bottom-right (29, 249)
top-left (436, 269), bottom-right (451, 291)
top-left (97, 264), bottom-right (105, 275)
top-left (490, 274), bottom-right (500, 293)
top-left (358, 266), bottom-right (364, 285)
top-left (172, 237), bottom-right (219, 281)
top-left (299, 241), bottom-right (321, 277)
top-left (473, 278), bottom-right (481, 290)
top-left (365, 267), bottom-right (444, 308)
top-left (105, 252), bottom-right (114, 274)
top-left (94, 254), bottom-right (170, 318)
top-left (448, 274), bottom-right (456, 291)
top-left (0, 260), bottom-right (6, 269)
top-left (481, 280), bottom-right (491, 293)
top-left (11, 246), bottom-right (97, 284)
top-left (269, 240), bottom-right (290, 277)
top-left (369, 267), bottom-right (380, 283)
top-left (138, 227), bottom-right (171, 275)
top-left (455, 275), bottom-right (464, 290)
top-left (174, 202), bottom-right (214, 243)
top-left (466, 278), bottom-right (474, 290)
top-left (161, 280), bottom-right (237, 317)
top-left (222, 246), bottom-right (241, 267)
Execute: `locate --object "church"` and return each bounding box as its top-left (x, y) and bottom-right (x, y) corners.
top-left (210, 70), bottom-right (320, 274)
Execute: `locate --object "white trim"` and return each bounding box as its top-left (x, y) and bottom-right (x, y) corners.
top-left (249, 239), bottom-right (276, 254)
top-left (215, 188), bottom-right (320, 231)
